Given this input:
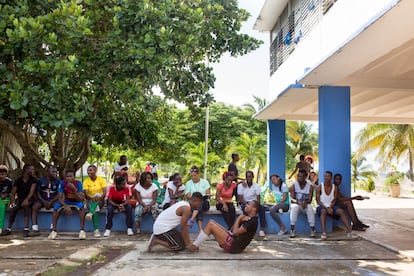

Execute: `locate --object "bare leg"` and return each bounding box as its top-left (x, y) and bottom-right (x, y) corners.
top-left (148, 237), bottom-right (170, 252)
top-left (343, 201), bottom-right (358, 225)
top-left (336, 208), bottom-right (351, 232)
top-left (201, 220), bottom-right (228, 245)
top-left (31, 201), bottom-right (42, 226)
top-left (51, 211), bottom-right (59, 231)
top-left (79, 209), bottom-right (85, 229)
top-left (320, 209), bottom-right (327, 234)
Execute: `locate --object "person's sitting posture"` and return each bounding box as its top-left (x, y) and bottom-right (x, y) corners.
top-left (237, 171), bottom-right (267, 237)
top-left (83, 165), bottom-right (107, 237)
top-left (32, 166), bottom-right (60, 233)
top-left (185, 166), bottom-right (211, 230)
top-left (269, 174), bottom-right (289, 236)
top-left (334, 173), bottom-right (369, 231)
top-left (289, 169), bottom-right (316, 238)
top-left (134, 172), bottom-right (159, 234)
top-left (152, 172), bottom-right (165, 206)
top-left (2, 164), bottom-right (37, 237)
top-left (316, 171), bottom-right (353, 240)
top-left (48, 171), bottom-right (86, 240)
top-left (0, 165), bottom-right (13, 235)
top-left (215, 172), bottom-right (237, 229)
top-left (147, 192), bottom-right (203, 252)
top-left (105, 175), bottom-right (133, 237)
top-left (161, 173), bottom-right (185, 210)
top-left (193, 200), bottom-right (259, 254)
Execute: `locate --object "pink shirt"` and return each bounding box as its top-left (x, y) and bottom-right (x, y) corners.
top-left (217, 181), bottom-right (237, 202)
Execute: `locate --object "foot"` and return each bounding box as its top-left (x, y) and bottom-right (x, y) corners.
top-left (136, 227), bottom-right (141, 235)
top-left (259, 230), bottom-right (265, 237)
top-left (321, 232), bottom-right (327, 240)
top-left (310, 229), bottom-right (316, 238)
top-left (277, 229), bottom-right (287, 236)
top-left (360, 222), bottom-right (369, 228)
top-left (290, 230), bottom-right (295, 238)
top-left (352, 224), bottom-right (366, 231)
top-left (103, 229), bottom-right (111, 237)
top-left (127, 228), bottom-right (134, 236)
top-left (94, 229), bottom-right (101, 237)
top-left (23, 229), bottom-right (30, 238)
top-left (0, 229), bottom-right (11, 236)
top-left (48, 230), bottom-right (57, 240)
top-left (79, 230), bottom-right (86, 240)
top-left (85, 213), bottom-right (93, 221)
top-left (147, 234), bottom-right (156, 253)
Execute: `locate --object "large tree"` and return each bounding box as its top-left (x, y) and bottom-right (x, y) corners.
top-left (0, 0), bottom-right (261, 175)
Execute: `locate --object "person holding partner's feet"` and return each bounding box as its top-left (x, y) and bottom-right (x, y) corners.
top-left (147, 192), bottom-right (203, 252)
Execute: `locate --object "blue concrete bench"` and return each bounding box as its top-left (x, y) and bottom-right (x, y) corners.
top-left (4, 206), bottom-right (333, 234)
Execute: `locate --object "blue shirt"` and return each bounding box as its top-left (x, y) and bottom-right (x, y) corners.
top-left (37, 177), bottom-right (60, 201)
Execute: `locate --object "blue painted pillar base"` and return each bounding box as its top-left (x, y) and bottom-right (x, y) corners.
top-left (267, 120), bottom-right (286, 189)
top-left (318, 86), bottom-right (351, 197)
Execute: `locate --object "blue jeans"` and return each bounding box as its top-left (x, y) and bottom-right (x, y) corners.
top-left (105, 203), bottom-right (132, 230)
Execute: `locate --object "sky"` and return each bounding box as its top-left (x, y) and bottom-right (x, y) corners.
top-left (210, 0), bottom-right (268, 107)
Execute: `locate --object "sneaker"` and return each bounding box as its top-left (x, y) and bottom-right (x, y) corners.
top-left (79, 230), bottom-right (86, 240)
top-left (23, 229), bottom-right (30, 238)
top-left (277, 229), bottom-right (287, 236)
top-left (352, 224), bottom-right (366, 231)
top-left (347, 232), bottom-right (355, 238)
top-left (103, 229), bottom-right (111, 237)
top-left (278, 208), bottom-right (283, 213)
top-left (0, 229), bottom-right (11, 236)
top-left (127, 228), bottom-right (134, 236)
top-left (85, 213), bottom-right (93, 221)
top-left (94, 229), bottom-right (101, 237)
top-left (48, 230), bottom-right (57, 240)
top-left (290, 230), bottom-right (295, 238)
top-left (360, 222), bottom-right (370, 228)
top-left (321, 233), bottom-right (327, 240)
top-left (32, 224), bottom-right (39, 232)
top-left (259, 230), bottom-right (265, 237)
top-left (310, 229), bottom-right (316, 238)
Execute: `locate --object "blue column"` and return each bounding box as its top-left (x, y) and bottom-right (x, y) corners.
top-left (318, 86), bottom-right (351, 197)
top-left (267, 120), bottom-right (286, 190)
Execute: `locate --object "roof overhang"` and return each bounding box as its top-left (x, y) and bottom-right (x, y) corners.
top-left (253, 0), bottom-right (289, 32)
top-left (255, 0), bottom-right (414, 124)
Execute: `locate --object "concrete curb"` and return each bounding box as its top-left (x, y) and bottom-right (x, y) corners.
top-left (357, 234), bottom-right (413, 261)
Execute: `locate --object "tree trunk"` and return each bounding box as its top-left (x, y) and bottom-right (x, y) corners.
top-left (409, 149), bottom-right (414, 182)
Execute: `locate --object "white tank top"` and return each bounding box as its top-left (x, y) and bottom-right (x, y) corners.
top-left (294, 181), bottom-right (311, 202)
top-left (153, 201), bottom-right (190, 235)
top-left (320, 183), bottom-right (335, 207)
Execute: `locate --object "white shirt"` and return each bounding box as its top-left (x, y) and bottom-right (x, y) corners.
top-left (114, 162), bottom-right (128, 172)
top-left (153, 201), bottom-right (190, 234)
top-left (162, 181), bottom-right (186, 207)
top-left (237, 182), bottom-right (261, 202)
top-left (135, 183), bottom-right (158, 205)
top-left (319, 183), bottom-right (335, 207)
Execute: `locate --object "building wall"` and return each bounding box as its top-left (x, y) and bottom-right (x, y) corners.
top-left (268, 0), bottom-right (398, 100)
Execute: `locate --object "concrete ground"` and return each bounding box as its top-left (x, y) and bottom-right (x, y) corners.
top-left (0, 191), bottom-right (413, 276)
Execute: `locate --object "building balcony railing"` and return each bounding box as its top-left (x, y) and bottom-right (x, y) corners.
top-left (270, 0), bottom-right (337, 76)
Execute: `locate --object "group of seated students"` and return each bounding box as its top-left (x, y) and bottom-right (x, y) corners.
top-left (0, 159), bottom-right (368, 253)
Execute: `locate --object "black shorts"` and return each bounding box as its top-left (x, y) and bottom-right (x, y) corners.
top-left (155, 228), bottom-right (185, 251)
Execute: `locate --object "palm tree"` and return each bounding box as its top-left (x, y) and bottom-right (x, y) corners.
top-left (355, 124), bottom-right (414, 181)
top-left (243, 95), bottom-right (268, 113)
top-left (230, 133), bottom-right (267, 183)
top-left (351, 153), bottom-right (378, 192)
top-left (184, 142), bottom-right (222, 180)
top-left (286, 121), bottom-right (318, 171)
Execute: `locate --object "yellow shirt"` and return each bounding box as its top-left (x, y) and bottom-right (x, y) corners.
top-left (83, 176), bottom-right (107, 196)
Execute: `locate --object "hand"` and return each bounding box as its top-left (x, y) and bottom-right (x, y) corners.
top-left (68, 183), bottom-right (77, 191)
top-left (327, 207), bottom-right (333, 215)
top-left (222, 204), bottom-right (228, 213)
top-left (354, 195), bottom-right (364, 200)
top-left (118, 204), bottom-right (125, 212)
top-left (144, 205), bottom-right (150, 212)
top-left (22, 199), bottom-right (29, 207)
top-left (239, 215), bottom-right (250, 222)
top-left (301, 201), bottom-right (307, 209)
top-left (64, 205), bottom-right (73, 216)
top-left (186, 243), bottom-right (198, 252)
top-left (9, 202), bottom-right (16, 209)
top-left (44, 202), bottom-right (51, 210)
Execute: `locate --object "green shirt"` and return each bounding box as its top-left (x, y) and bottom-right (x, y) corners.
top-left (152, 179), bottom-right (165, 205)
top-left (185, 178), bottom-right (210, 196)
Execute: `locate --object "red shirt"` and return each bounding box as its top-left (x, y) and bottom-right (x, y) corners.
top-left (217, 181), bottom-right (237, 201)
top-left (107, 185), bottom-right (130, 203)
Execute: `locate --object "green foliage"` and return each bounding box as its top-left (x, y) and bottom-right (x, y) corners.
top-left (355, 124), bottom-right (414, 181)
top-left (384, 171), bottom-right (404, 187)
top-left (351, 153), bottom-right (377, 193)
top-left (0, 0), bottom-right (261, 174)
